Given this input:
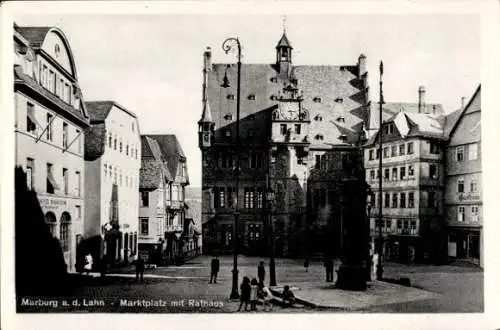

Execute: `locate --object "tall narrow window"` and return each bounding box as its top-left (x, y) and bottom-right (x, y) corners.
top-left (140, 218), bottom-right (149, 235)
top-left (430, 164), bottom-right (438, 179)
top-left (392, 193), bottom-right (398, 208)
top-left (257, 188), bottom-right (264, 209)
top-left (399, 144), bottom-right (405, 156)
top-left (408, 192), bottom-right (415, 208)
top-left (400, 193), bottom-right (406, 208)
top-left (408, 165), bottom-right (415, 177)
top-left (113, 137), bottom-right (117, 150)
top-left (126, 144), bottom-right (129, 156)
top-left (400, 166), bottom-right (406, 180)
top-left (119, 141), bottom-right (123, 153)
top-left (470, 180), bottom-right (478, 193)
top-left (63, 168), bottom-right (69, 195)
top-left (62, 122), bottom-right (68, 149)
top-left (59, 212), bottom-right (71, 252)
top-left (468, 143), bottom-right (478, 160)
top-left (75, 129), bottom-right (81, 153)
top-left (219, 188), bottom-right (226, 208)
top-left (49, 70), bottom-right (55, 92)
top-left (141, 191), bottom-right (149, 207)
top-left (407, 142), bottom-right (414, 155)
top-left (456, 146), bottom-right (464, 161)
top-left (471, 206), bottom-right (479, 222)
top-left (75, 171), bottom-right (81, 197)
top-left (108, 134), bottom-right (112, 148)
top-left (392, 168), bottom-right (398, 181)
top-left (280, 124), bottom-right (287, 135)
top-left (46, 113), bottom-right (53, 141)
top-left (384, 193), bottom-right (390, 208)
top-left (457, 206), bottom-right (465, 222)
top-left (458, 179), bottom-right (464, 193)
top-left (369, 150), bottom-right (374, 160)
top-left (391, 145), bottom-right (397, 157)
top-left (27, 102), bottom-right (38, 134)
top-left (295, 124), bottom-right (301, 134)
top-left (370, 170), bottom-right (375, 180)
top-left (26, 158), bottom-right (34, 191)
top-left (430, 141), bottom-right (440, 154)
top-left (383, 147), bottom-right (389, 158)
top-left (384, 169), bottom-right (390, 181)
top-left (64, 83), bottom-right (71, 103)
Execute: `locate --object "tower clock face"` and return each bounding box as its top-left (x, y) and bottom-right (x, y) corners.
top-left (279, 102), bottom-right (299, 120)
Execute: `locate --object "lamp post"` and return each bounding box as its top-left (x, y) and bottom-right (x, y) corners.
top-left (377, 61), bottom-right (384, 280)
top-left (366, 188), bottom-right (374, 281)
top-left (221, 37), bottom-right (242, 300)
top-left (265, 174), bottom-right (277, 287)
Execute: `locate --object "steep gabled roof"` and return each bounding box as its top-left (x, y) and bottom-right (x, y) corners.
top-left (448, 85), bottom-right (481, 145)
top-left (276, 32), bottom-right (292, 49)
top-left (143, 134), bottom-right (187, 181)
top-left (15, 26), bottom-right (52, 48)
top-left (443, 108), bottom-right (462, 139)
top-left (140, 136), bottom-right (172, 189)
top-left (85, 101), bottom-right (138, 123)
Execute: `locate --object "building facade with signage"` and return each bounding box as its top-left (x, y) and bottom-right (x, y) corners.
top-left (14, 24), bottom-right (90, 272)
top-left (444, 86), bottom-right (482, 267)
top-left (199, 32), bottom-right (368, 257)
top-left (363, 87), bottom-right (448, 263)
top-left (142, 134), bottom-right (190, 264)
top-left (84, 101), bottom-right (141, 266)
top-left (138, 136), bottom-right (172, 263)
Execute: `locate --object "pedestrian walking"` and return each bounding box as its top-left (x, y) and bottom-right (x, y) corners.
top-left (325, 258), bottom-right (334, 282)
top-left (209, 256), bottom-right (220, 284)
top-left (135, 255), bottom-right (145, 283)
top-left (257, 261), bottom-right (265, 284)
top-left (258, 282), bottom-right (273, 311)
top-left (303, 258), bottom-right (310, 272)
top-left (237, 276), bottom-right (251, 312)
top-left (250, 278), bottom-right (259, 311)
top-left (282, 285), bottom-right (296, 307)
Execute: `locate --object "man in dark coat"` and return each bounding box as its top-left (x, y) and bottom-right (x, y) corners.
top-left (135, 256), bottom-right (145, 283)
top-left (210, 256), bottom-right (220, 283)
top-left (325, 258), bottom-right (334, 282)
top-left (257, 261), bottom-right (266, 284)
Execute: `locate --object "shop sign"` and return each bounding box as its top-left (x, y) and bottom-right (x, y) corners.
top-left (38, 196), bottom-right (68, 212)
top-left (458, 193), bottom-right (480, 201)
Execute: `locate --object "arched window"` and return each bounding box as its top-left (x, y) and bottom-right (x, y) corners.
top-left (60, 212), bottom-right (71, 252)
top-left (45, 212), bottom-right (57, 237)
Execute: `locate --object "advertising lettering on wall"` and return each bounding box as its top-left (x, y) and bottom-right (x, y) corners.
top-left (457, 193), bottom-right (480, 201)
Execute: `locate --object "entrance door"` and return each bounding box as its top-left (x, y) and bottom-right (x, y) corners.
top-left (468, 233), bottom-right (480, 259)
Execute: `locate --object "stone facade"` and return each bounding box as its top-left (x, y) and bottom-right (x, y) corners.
top-left (200, 33), bottom-right (368, 257)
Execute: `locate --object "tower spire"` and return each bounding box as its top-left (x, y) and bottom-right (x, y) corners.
top-left (282, 15), bottom-right (287, 34)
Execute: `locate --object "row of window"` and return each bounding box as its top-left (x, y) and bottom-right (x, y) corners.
top-left (140, 216), bottom-right (180, 236)
top-left (457, 178), bottom-right (478, 193)
top-left (103, 163), bottom-right (138, 189)
top-left (373, 192), bottom-right (419, 209)
top-left (214, 151), bottom-right (264, 169)
top-left (40, 60), bottom-right (73, 105)
top-left (368, 142), bottom-right (418, 160)
top-left (26, 102), bottom-right (82, 153)
top-left (456, 206), bottom-right (480, 222)
top-left (107, 132), bottom-right (138, 159)
top-left (212, 187), bottom-right (265, 209)
top-left (368, 164), bottom-right (435, 181)
top-left (44, 212), bottom-right (72, 251)
top-left (139, 187), bottom-right (183, 207)
top-left (26, 158), bottom-right (81, 196)
top-left (372, 218), bottom-right (418, 235)
top-left (455, 143), bottom-right (478, 162)
top-left (279, 123), bottom-right (302, 135)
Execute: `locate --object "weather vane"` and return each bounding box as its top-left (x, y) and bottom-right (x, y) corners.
top-left (282, 15), bottom-right (287, 33)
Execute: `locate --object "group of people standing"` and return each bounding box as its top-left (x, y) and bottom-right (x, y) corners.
top-left (237, 261), bottom-right (273, 312)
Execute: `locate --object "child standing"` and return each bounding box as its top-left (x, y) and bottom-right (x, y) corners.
top-left (258, 282), bottom-right (273, 311)
top-left (237, 277), bottom-right (251, 312)
top-left (250, 278), bottom-right (259, 311)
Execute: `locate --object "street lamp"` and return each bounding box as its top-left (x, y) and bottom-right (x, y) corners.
top-left (366, 188), bottom-right (374, 281)
top-left (265, 179), bottom-right (277, 287)
top-left (221, 37), bottom-right (242, 300)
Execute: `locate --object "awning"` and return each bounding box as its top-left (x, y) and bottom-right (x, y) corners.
top-left (47, 171), bottom-right (60, 190)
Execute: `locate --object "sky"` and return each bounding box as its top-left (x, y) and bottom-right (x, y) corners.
top-left (13, 14), bottom-right (480, 188)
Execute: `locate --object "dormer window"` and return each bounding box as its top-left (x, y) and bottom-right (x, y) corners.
top-left (270, 77), bottom-right (278, 83)
top-left (270, 95), bottom-right (277, 101)
top-left (339, 134), bottom-right (347, 141)
top-left (335, 98), bottom-right (344, 103)
top-left (384, 123), bottom-right (394, 135)
top-left (248, 94), bottom-right (256, 100)
top-left (337, 116), bottom-right (345, 123)
top-left (227, 94), bottom-right (235, 100)
top-left (315, 134), bottom-right (324, 141)
top-left (224, 113), bottom-right (233, 121)
top-left (314, 114), bottom-right (323, 121)
top-left (313, 97), bottom-right (322, 103)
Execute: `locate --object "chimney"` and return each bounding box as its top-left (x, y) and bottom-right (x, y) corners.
top-left (418, 85), bottom-right (426, 113)
top-left (358, 53), bottom-right (367, 79)
top-left (461, 96), bottom-right (466, 110)
top-left (203, 47), bottom-right (212, 72)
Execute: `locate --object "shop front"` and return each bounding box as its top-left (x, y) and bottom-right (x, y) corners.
top-left (447, 228), bottom-right (481, 265)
